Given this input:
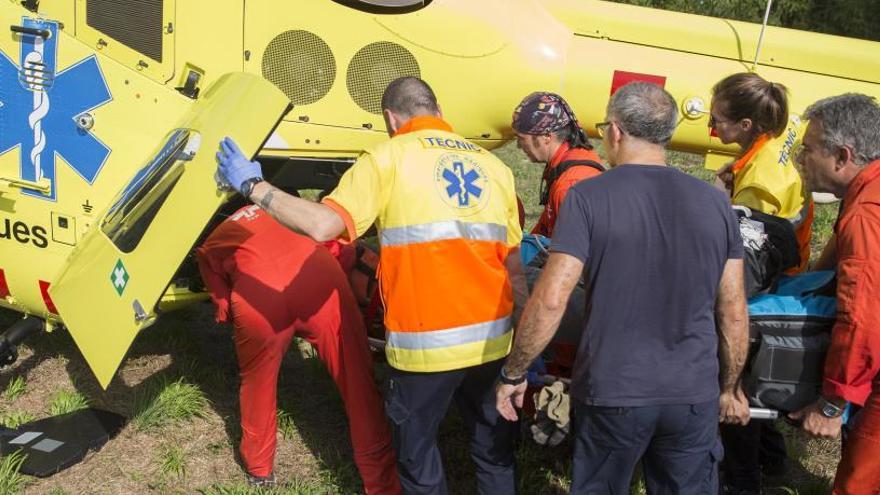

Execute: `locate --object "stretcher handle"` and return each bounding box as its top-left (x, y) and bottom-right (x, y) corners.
top-left (749, 407), bottom-right (779, 420)
top-left (10, 25), bottom-right (51, 39)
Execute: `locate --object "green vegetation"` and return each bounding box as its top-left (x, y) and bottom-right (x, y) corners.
top-left (780, 479), bottom-right (835, 495)
top-left (198, 479), bottom-right (340, 495)
top-left (811, 202), bottom-right (838, 258)
top-left (0, 451), bottom-right (27, 495)
top-left (0, 411), bottom-right (34, 429)
top-left (612, 0), bottom-right (880, 42)
top-left (48, 390), bottom-right (89, 416)
top-left (158, 444), bottom-right (188, 480)
top-left (2, 377), bottom-right (25, 402)
top-left (133, 377), bottom-right (209, 431)
top-left (277, 409), bottom-right (296, 440)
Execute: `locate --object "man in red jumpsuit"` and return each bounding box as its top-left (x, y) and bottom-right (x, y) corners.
top-left (791, 93), bottom-right (880, 494)
top-left (511, 92), bottom-right (603, 238)
top-left (196, 204), bottom-right (401, 493)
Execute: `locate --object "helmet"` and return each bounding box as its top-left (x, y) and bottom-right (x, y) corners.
top-left (512, 92), bottom-right (588, 146)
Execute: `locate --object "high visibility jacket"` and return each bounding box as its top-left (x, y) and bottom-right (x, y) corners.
top-left (323, 116), bottom-right (523, 372)
top-left (731, 116), bottom-right (813, 272)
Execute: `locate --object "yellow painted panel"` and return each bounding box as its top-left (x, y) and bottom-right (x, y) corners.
top-left (546, 0), bottom-right (880, 84)
top-left (173, 0), bottom-right (244, 90)
top-left (29, 1), bottom-right (75, 33)
top-left (50, 73), bottom-right (289, 388)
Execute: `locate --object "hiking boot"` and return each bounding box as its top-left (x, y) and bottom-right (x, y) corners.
top-left (247, 471), bottom-right (276, 488)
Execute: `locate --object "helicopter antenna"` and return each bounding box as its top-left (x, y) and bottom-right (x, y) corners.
top-left (753, 0), bottom-right (774, 70)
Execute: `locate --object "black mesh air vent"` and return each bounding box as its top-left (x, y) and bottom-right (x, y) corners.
top-left (262, 30), bottom-right (336, 106)
top-left (332, 0), bottom-right (431, 14)
top-left (87, 0), bottom-right (163, 63)
top-left (346, 42), bottom-right (420, 114)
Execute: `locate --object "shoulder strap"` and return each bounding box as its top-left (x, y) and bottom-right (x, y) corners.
top-left (540, 160), bottom-right (604, 205)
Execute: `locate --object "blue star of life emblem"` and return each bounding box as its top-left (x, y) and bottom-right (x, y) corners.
top-left (443, 161), bottom-right (483, 207)
top-left (435, 153), bottom-right (490, 213)
top-left (0, 17), bottom-right (112, 201)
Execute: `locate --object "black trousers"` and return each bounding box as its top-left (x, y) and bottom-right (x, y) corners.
top-left (384, 358), bottom-right (518, 495)
top-left (571, 399), bottom-right (722, 495)
top-left (720, 420), bottom-right (788, 491)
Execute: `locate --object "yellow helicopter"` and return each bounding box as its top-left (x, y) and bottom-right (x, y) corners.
top-left (0, 0), bottom-right (878, 389)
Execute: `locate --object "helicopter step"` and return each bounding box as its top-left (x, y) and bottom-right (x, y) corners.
top-left (0, 408), bottom-right (126, 477)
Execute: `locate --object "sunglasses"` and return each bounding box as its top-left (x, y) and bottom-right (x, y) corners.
top-left (708, 114), bottom-right (735, 129)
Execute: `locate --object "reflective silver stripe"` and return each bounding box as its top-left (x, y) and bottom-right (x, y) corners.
top-left (381, 221), bottom-right (507, 246)
top-left (386, 316), bottom-right (512, 350)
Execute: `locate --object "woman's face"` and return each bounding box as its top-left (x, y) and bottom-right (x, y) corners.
top-left (709, 100), bottom-right (753, 148)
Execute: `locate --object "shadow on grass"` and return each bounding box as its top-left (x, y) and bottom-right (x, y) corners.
top-left (0, 302), bottom-right (368, 492)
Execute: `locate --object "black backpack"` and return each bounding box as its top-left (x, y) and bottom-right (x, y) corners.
top-left (539, 159), bottom-right (604, 206)
top-left (734, 206), bottom-right (801, 298)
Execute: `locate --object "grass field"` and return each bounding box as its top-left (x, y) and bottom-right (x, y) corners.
top-left (0, 140), bottom-right (842, 494)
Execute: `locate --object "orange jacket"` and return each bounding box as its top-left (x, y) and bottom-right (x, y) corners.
top-left (823, 159), bottom-right (880, 406)
top-left (533, 142), bottom-right (602, 237)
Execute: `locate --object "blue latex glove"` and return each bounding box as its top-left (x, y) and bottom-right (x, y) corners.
top-left (216, 137), bottom-right (263, 195)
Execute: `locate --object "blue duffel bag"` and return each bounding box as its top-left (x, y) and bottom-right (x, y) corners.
top-left (745, 271), bottom-right (836, 412)
top-left (521, 234), bottom-right (551, 267)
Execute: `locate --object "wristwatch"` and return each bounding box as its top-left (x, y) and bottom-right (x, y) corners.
top-left (818, 396), bottom-right (845, 418)
top-left (241, 177), bottom-right (264, 199)
top-left (498, 367), bottom-right (526, 386)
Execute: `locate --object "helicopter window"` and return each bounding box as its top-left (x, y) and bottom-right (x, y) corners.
top-left (102, 129), bottom-right (201, 253)
top-left (331, 0), bottom-right (431, 14)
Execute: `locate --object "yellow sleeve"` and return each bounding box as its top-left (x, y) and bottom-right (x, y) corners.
top-left (322, 152), bottom-right (386, 241)
top-left (504, 170), bottom-right (523, 248)
top-left (732, 185), bottom-right (782, 216)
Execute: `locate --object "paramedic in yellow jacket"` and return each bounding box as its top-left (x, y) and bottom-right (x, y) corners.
top-left (215, 77), bottom-right (528, 495)
top-left (709, 72), bottom-right (813, 494)
top-left (711, 72), bottom-right (814, 274)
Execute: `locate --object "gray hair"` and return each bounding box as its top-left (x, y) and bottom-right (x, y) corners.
top-left (803, 93), bottom-right (880, 166)
top-left (606, 82), bottom-right (678, 146)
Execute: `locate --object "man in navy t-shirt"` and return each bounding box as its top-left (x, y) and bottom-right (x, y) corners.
top-left (496, 82), bottom-right (751, 494)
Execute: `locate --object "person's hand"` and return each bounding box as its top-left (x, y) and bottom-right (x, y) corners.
top-left (789, 401), bottom-right (842, 438)
top-left (496, 380), bottom-right (527, 422)
top-left (216, 137), bottom-right (263, 196)
top-left (715, 160), bottom-right (735, 192)
top-left (719, 387), bottom-right (750, 425)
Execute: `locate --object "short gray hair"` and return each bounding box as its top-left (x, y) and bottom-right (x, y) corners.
top-left (803, 93), bottom-right (880, 167)
top-left (606, 82), bottom-right (678, 146)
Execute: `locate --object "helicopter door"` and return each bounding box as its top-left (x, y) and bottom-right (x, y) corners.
top-left (50, 73), bottom-right (291, 389)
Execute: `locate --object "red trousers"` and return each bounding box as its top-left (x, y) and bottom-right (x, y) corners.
top-left (230, 248), bottom-right (401, 494)
top-left (834, 391), bottom-right (880, 494)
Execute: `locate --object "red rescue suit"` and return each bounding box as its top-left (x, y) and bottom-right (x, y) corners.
top-left (823, 160), bottom-right (880, 494)
top-left (196, 205), bottom-right (401, 494)
top-left (533, 142), bottom-right (602, 237)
